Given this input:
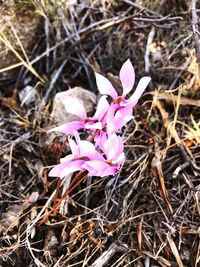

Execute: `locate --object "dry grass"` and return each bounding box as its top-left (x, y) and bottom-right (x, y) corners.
top-left (0, 0), bottom-right (200, 266)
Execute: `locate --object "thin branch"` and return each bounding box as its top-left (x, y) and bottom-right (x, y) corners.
top-left (191, 0), bottom-right (200, 78)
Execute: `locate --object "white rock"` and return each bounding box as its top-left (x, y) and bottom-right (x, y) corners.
top-left (19, 85), bottom-right (36, 106)
top-left (50, 87), bottom-right (96, 126)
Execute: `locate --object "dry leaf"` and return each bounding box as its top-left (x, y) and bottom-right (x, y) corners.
top-left (0, 88), bottom-right (21, 112)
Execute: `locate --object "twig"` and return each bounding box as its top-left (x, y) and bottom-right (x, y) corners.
top-left (167, 234), bottom-right (184, 267)
top-left (150, 91), bottom-right (200, 106)
top-left (123, 0), bottom-right (161, 16)
top-left (38, 172), bottom-right (88, 225)
top-left (29, 14), bottom-right (181, 68)
top-left (156, 100), bottom-right (193, 165)
top-left (191, 0), bottom-right (200, 78)
top-left (91, 242), bottom-right (128, 267)
top-left (37, 59), bottom-right (68, 114)
top-left (151, 143), bottom-right (174, 216)
top-left (145, 27), bottom-right (155, 73)
top-left (44, 18), bottom-right (50, 73)
top-left (9, 143), bottom-right (13, 176)
top-left (144, 0), bottom-right (167, 73)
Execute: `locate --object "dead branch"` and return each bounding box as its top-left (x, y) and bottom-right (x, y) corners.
top-left (150, 91), bottom-right (200, 106)
top-left (191, 0), bottom-right (200, 78)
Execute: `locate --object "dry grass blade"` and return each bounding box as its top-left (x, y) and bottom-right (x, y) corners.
top-left (156, 100), bottom-right (192, 163)
top-left (167, 234), bottom-right (184, 267)
top-left (0, 89), bottom-right (21, 112)
top-left (0, 29), bottom-right (44, 83)
top-left (137, 217), bottom-right (143, 255)
top-left (0, 62), bottom-right (23, 73)
top-left (191, 0), bottom-right (200, 78)
top-left (151, 91), bottom-right (200, 107)
top-left (91, 243), bottom-right (128, 267)
top-left (151, 146), bottom-right (174, 216)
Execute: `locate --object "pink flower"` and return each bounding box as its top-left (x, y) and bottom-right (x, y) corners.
top-left (106, 103), bottom-right (133, 133)
top-left (48, 95), bottom-right (109, 135)
top-left (49, 131), bottom-right (104, 179)
top-left (49, 132), bottom-right (125, 178)
top-left (95, 59), bottom-right (151, 107)
top-left (95, 59), bottom-right (151, 132)
top-left (82, 133), bottom-right (125, 177)
top-left (48, 59), bottom-right (150, 180)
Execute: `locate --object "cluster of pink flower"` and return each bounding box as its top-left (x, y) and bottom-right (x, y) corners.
top-left (49, 59), bottom-right (151, 179)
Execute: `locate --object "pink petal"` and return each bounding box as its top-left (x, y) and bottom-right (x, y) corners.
top-left (48, 121), bottom-right (84, 135)
top-left (103, 133), bottom-right (124, 163)
top-left (93, 96), bottom-right (109, 122)
top-left (49, 162), bottom-right (68, 177)
top-left (106, 104), bottom-right (118, 134)
top-left (103, 133), bottom-right (124, 161)
top-left (68, 139), bottom-right (79, 157)
top-left (79, 140), bottom-right (104, 160)
top-left (94, 131), bottom-right (108, 150)
top-left (85, 121), bottom-right (102, 130)
top-left (113, 152), bottom-right (125, 164)
top-left (60, 160), bottom-right (85, 178)
top-left (62, 95), bottom-right (87, 119)
top-left (119, 59), bottom-right (135, 96)
top-left (128, 76), bottom-right (151, 107)
top-left (49, 160), bottom-right (84, 178)
top-left (110, 134), bottom-right (124, 164)
top-left (115, 135), bottom-right (124, 156)
top-left (73, 130), bottom-right (81, 150)
top-left (114, 106), bottom-right (133, 130)
top-left (83, 160), bottom-right (117, 177)
top-left (60, 154), bottom-right (74, 163)
top-left (79, 140), bottom-right (96, 157)
top-left (95, 73), bottom-right (118, 100)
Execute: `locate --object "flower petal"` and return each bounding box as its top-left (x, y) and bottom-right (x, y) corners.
top-left (106, 104), bottom-right (118, 134)
top-left (94, 131), bottom-right (108, 150)
top-left (112, 152), bottom-right (125, 164)
top-left (95, 73), bottom-right (118, 100)
top-left (49, 162), bottom-right (68, 177)
top-left (68, 139), bottom-right (79, 157)
top-left (83, 160), bottom-right (117, 177)
top-left (48, 121), bottom-right (84, 135)
top-left (103, 133), bottom-right (124, 162)
top-left (62, 95), bottom-right (87, 119)
top-left (49, 160), bottom-right (84, 178)
top-left (60, 154), bottom-right (74, 163)
top-left (114, 106), bottom-right (133, 130)
top-left (85, 121), bottom-right (103, 130)
top-left (120, 59), bottom-right (135, 96)
top-left (93, 96), bottom-right (109, 122)
top-left (128, 76), bottom-right (151, 107)
top-left (60, 160), bottom-right (85, 178)
top-left (79, 140), bottom-right (104, 160)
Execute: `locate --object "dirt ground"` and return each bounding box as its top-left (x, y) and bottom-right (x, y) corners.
top-left (0, 1), bottom-right (200, 266)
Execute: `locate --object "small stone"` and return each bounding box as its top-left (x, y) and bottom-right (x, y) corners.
top-left (1, 205), bottom-right (21, 230)
top-left (50, 86), bottom-right (96, 126)
top-left (19, 85), bottom-right (36, 106)
top-left (45, 87), bottom-right (96, 145)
